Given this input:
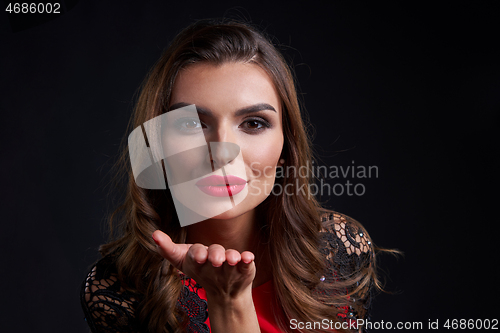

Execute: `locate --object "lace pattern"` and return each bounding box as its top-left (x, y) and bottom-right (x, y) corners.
top-left (319, 211), bottom-right (374, 331)
top-left (81, 256), bottom-right (141, 332)
top-left (177, 277), bottom-right (209, 333)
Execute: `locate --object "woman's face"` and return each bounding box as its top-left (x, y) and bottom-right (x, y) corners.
top-left (165, 62), bottom-right (284, 223)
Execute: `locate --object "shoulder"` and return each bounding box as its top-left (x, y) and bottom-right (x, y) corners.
top-left (317, 210), bottom-right (375, 279)
top-left (81, 255), bottom-right (141, 332)
top-left (316, 211), bottom-right (376, 326)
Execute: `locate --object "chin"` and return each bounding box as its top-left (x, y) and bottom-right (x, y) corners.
top-left (210, 206), bottom-right (248, 220)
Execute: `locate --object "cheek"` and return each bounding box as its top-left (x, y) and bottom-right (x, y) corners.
top-left (242, 134), bottom-right (284, 179)
top-left (162, 136), bottom-right (211, 186)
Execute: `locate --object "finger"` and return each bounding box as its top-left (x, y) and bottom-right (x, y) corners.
top-left (188, 243), bottom-right (209, 265)
top-left (237, 258), bottom-right (256, 276)
top-left (241, 251), bottom-right (255, 264)
top-left (152, 230), bottom-right (190, 269)
top-left (225, 249), bottom-right (241, 266)
top-left (207, 244), bottom-right (226, 267)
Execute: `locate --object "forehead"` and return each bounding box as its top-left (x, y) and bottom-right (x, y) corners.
top-left (170, 62), bottom-right (281, 114)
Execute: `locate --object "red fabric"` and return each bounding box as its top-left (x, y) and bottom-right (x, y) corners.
top-left (252, 280), bottom-right (285, 333)
top-left (185, 278), bottom-right (284, 333)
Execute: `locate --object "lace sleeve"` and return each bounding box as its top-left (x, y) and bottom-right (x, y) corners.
top-left (319, 211), bottom-right (375, 332)
top-left (80, 256), bottom-right (142, 333)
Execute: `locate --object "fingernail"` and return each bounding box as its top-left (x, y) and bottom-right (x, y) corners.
top-left (152, 233), bottom-right (160, 246)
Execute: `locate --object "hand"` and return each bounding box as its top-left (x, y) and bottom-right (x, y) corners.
top-left (152, 230), bottom-right (256, 300)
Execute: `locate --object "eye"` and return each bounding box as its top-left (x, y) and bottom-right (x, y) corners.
top-left (183, 119), bottom-right (199, 129)
top-left (246, 120), bottom-right (262, 129)
top-left (240, 117), bottom-right (271, 133)
top-left (174, 118), bottom-right (204, 133)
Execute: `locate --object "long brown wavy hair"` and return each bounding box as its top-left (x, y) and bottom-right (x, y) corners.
top-left (100, 18), bottom-right (392, 333)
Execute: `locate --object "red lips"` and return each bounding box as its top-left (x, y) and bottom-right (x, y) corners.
top-left (195, 175), bottom-right (247, 197)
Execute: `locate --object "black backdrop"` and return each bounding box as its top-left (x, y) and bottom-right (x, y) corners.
top-left (1, 1), bottom-right (498, 332)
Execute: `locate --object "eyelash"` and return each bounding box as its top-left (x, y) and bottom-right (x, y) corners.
top-left (173, 118), bottom-right (203, 134)
top-left (174, 117), bottom-right (272, 134)
top-left (240, 117), bottom-right (272, 133)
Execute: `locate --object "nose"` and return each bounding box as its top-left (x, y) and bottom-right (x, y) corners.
top-left (209, 142), bottom-right (240, 169)
top-left (205, 122), bottom-right (240, 170)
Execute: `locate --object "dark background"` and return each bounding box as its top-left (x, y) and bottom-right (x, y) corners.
top-left (1, 1), bottom-right (498, 332)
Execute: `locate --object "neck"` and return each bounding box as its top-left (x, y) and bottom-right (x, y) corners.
top-left (185, 208), bottom-right (272, 287)
top-left (186, 209), bottom-right (259, 253)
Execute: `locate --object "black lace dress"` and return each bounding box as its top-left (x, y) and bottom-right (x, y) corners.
top-left (81, 212), bottom-right (375, 332)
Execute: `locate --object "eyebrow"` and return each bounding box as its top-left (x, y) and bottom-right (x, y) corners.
top-left (168, 102), bottom-right (277, 116)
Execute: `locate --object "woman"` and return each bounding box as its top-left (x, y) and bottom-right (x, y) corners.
top-left (81, 18), bottom-right (387, 333)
